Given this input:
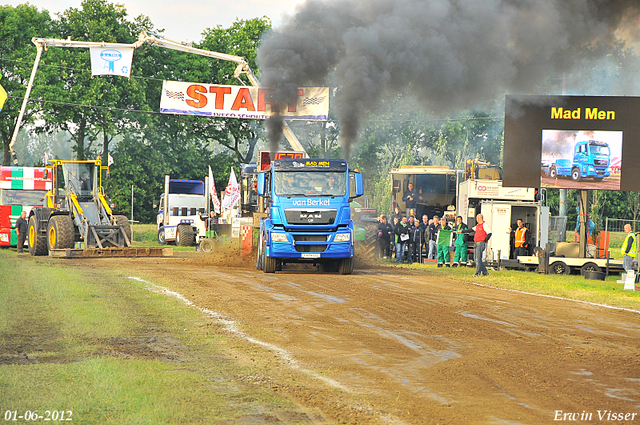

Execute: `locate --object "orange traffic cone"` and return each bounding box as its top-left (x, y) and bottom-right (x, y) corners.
top-left (555, 177), bottom-right (559, 187)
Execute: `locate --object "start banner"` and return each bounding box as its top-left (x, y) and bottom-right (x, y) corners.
top-left (160, 81), bottom-right (329, 120)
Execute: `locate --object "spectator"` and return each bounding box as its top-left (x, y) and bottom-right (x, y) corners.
top-left (402, 183), bottom-right (418, 215)
top-left (377, 215), bottom-right (393, 259)
top-left (470, 213), bottom-right (492, 277)
top-left (390, 206), bottom-right (403, 230)
top-left (394, 216), bottom-right (410, 264)
top-left (436, 219), bottom-right (452, 267)
top-left (621, 223), bottom-right (637, 273)
top-left (513, 219), bottom-right (531, 257)
top-left (427, 216), bottom-right (441, 260)
top-left (407, 215), bottom-right (417, 264)
top-left (390, 216), bottom-right (400, 259)
top-left (14, 211), bottom-right (28, 253)
top-left (452, 216), bottom-right (468, 267)
top-left (418, 215), bottom-right (430, 262)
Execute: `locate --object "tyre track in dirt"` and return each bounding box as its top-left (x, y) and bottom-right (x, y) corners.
top-left (73, 253), bottom-right (640, 424)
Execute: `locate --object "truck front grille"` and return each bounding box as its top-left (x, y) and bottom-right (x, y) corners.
top-left (293, 234), bottom-right (328, 242)
top-left (594, 159), bottom-right (608, 165)
top-left (295, 245), bottom-right (327, 253)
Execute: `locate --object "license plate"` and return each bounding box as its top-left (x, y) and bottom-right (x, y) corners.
top-left (301, 253), bottom-right (321, 259)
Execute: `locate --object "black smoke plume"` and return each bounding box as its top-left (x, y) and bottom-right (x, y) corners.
top-left (258, 0), bottom-right (640, 160)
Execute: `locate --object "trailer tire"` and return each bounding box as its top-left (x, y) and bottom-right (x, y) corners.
top-left (550, 261), bottom-right (570, 275)
top-left (580, 262), bottom-right (601, 275)
top-left (28, 215), bottom-right (48, 256)
top-left (339, 256), bottom-right (354, 275)
top-left (264, 254), bottom-right (277, 273)
top-left (114, 215), bottom-right (132, 243)
top-left (176, 224), bottom-right (195, 246)
top-left (571, 167), bottom-right (582, 182)
top-left (47, 215), bottom-right (75, 250)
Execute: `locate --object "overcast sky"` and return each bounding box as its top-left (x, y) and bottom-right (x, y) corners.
top-left (2, 0), bottom-right (307, 41)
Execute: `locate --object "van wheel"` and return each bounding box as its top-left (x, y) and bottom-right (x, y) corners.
top-left (28, 216), bottom-right (48, 256)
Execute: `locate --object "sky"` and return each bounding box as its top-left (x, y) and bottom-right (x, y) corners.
top-left (1, 0), bottom-right (307, 41)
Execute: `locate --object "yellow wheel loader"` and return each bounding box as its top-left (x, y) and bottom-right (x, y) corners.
top-left (28, 158), bottom-right (131, 256)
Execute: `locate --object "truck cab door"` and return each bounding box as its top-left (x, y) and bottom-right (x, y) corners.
top-left (349, 172), bottom-right (363, 200)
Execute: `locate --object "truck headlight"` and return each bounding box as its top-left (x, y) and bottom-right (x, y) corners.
top-left (334, 233), bottom-right (351, 242)
top-left (588, 166), bottom-right (595, 172)
top-left (271, 233), bottom-right (288, 242)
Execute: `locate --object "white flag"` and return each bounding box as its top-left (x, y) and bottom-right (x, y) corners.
top-left (209, 165), bottom-right (221, 214)
top-left (222, 167), bottom-right (241, 209)
top-left (108, 153), bottom-right (114, 166)
top-left (90, 47), bottom-right (134, 78)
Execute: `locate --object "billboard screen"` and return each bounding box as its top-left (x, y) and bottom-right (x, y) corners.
top-left (504, 95), bottom-right (640, 191)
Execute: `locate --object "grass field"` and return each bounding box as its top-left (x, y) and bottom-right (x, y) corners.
top-left (0, 250), bottom-right (306, 424)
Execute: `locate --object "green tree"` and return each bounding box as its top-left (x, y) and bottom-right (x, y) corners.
top-left (36, 0), bottom-right (153, 160)
top-left (0, 4), bottom-right (53, 165)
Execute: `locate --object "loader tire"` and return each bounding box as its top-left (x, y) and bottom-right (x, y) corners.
top-left (176, 224), bottom-right (195, 247)
top-left (47, 215), bottom-right (75, 250)
top-left (114, 215), bottom-right (132, 244)
top-left (28, 215), bottom-right (48, 256)
top-left (339, 256), bottom-right (354, 275)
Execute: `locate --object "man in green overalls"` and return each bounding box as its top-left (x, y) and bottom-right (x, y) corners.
top-left (453, 216), bottom-right (468, 267)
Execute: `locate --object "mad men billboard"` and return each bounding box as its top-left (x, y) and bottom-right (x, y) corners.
top-left (503, 95), bottom-right (640, 191)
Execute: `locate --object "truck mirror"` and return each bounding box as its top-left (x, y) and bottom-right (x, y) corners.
top-left (349, 172), bottom-right (364, 200)
top-left (257, 172), bottom-right (265, 196)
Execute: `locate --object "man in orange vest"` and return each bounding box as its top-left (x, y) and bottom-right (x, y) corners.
top-left (513, 219), bottom-right (530, 258)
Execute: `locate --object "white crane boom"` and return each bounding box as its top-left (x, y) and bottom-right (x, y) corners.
top-left (9, 31), bottom-right (307, 165)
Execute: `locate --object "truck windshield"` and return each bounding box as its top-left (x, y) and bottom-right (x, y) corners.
top-left (275, 171), bottom-right (346, 197)
top-left (0, 189), bottom-right (47, 205)
top-left (589, 145), bottom-right (610, 155)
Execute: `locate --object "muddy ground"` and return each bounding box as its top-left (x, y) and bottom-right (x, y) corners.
top-left (66, 250), bottom-right (640, 424)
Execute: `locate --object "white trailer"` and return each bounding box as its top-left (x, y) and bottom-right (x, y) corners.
top-left (457, 179), bottom-right (548, 263)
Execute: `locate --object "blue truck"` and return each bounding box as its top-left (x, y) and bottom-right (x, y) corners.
top-left (256, 158), bottom-right (363, 274)
top-left (549, 140), bottom-right (611, 182)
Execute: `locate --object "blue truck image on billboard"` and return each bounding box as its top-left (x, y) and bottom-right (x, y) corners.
top-left (256, 158), bottom-right (363, 274)
top-left (549, 140), bottom-right (611, 182)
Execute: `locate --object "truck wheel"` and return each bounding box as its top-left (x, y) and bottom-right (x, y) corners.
top-left (157, 228), bottom-right (166, 245)
top-left (580, 262), bottom-right (601, 275)
top-left (28, 215), bottom-right (48, 256)
top-left (114, 215), bottom-right (132, 243)
top-left (47, 215), bottom-right (75, 250)
top-left (549, 166), bottom-right (557, 179)
top-left (339, 257), bottom-right (354, 275)
top-left (264, 255), bottom-right (277, 273)
top-left (550, 261), bottom-right (570, 275)
top-left (176, 224), bottom-right (195, 246)
top-left (571, 168), bottom-right (582, 182)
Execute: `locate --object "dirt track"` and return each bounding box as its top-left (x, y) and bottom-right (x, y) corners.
top-left (541, 175), bottom-right (620, 190)
top-left (75, 251), bottom-right (640, 424)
